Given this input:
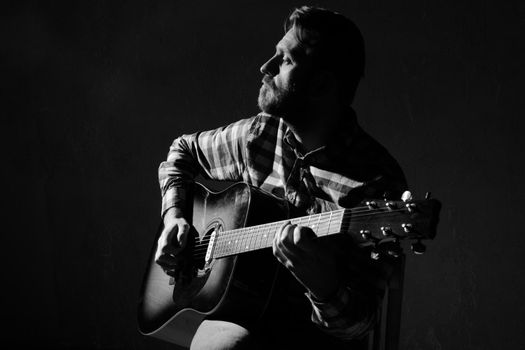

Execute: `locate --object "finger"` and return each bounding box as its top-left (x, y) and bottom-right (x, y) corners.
top-left (156, 240), bottom-right (184, 267)
top-left (275, 221), bottom-right (291, 240)
top-left (155, 225), bottom-right (179, 261)
top-left (273, 221), bottom-right (290, 252)
top-left (278, 224), bottom-right (300, 252)
top-left (162, 244), bottom-right (181, 257)
top-left (156, 242), bottom-right (182, 263)
top-left (163, 266), bottom-right (178, 277)
top-left (176, 222), bottom-right (190, 249)
top-left (293, 226), bottom-right (317, 253)
top-left (156, 253), bottom-right (181, 268)
top-left (272, 226), bottom-right (287, 261)
top-left (274, 225), bottom-right (303, 263)
top-left (272, 238), bottom-right (296, 272)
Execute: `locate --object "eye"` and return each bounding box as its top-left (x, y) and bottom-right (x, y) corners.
top-left (281, 56), bottom-right (292, 65)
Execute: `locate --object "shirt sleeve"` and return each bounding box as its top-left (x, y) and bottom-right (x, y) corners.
top-left (158, 116), bottom-right (256, 217)
top-left (305, 284), bottom-right (379, 340)
top-left (302, 170), bottom-right (407, 341)
top-left (304, 129), bottom-right (407, 340)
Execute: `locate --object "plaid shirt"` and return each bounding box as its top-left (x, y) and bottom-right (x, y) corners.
top-left (158, 111), bottom-right (407, 340)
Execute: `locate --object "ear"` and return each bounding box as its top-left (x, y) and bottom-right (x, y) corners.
top-left (308, 70), bottom-right (338, 98)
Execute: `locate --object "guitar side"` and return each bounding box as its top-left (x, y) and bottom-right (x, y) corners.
top-left (137, 182), bottom-right (289, 348)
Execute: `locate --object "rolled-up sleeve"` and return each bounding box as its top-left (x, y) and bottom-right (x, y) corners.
top-left (158, 117), bottom-right (256, 217)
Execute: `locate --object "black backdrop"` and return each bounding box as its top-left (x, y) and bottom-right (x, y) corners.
top-left (4, 0), bottom-right (524, 349)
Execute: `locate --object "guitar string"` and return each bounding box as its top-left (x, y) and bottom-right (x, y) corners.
top-left (189, 222), bottom-right (391, 261)
top-left (190, 207), bottom-right (408, 248)
top-left (190, 224), bottom-right (400, 260)
top-left (189, 208), bottom-right (410, 253)
top-left (189, 213), bottom-right (383, 255)
top-left (188, 209), bottom-right (416, 259)
top-left (189, 205), bottom-right (410, 245)
top-left (188, 203), bottom-right (409, 249)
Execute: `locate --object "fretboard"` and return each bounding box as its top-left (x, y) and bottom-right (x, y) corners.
top-left (213, 209), bottom-right (346, 258)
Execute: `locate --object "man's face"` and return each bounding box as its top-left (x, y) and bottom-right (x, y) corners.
top-left (257, 28), bottom-right (315, 119)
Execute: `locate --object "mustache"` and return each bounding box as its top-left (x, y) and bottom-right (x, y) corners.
top-left (262, 76), bottom-right (275, 87)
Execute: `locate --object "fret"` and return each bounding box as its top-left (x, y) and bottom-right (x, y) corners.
top-left (253, 225), bottom-right (260, 250)
top-left (333, 210), bottom-right (343, 232)
top-left (244, 228), bottom-right (251, 253)
top-left (239, 228), bottom-right (247, 253)
top-left (313, 213), bottom-right (322, 234)
top-left (326, 211), bottom-right (333, 236)
top-left (251, 226), bottom-right (258, 250)
top-left (264, 224), bottom-right (273, 246)
top-left (233, 234), bottom-right (241, 254)
top-left (305, 215), bottom-right (312, 231)
top-left (315, 213), bottom-right (322, 236)
top-left (313, 213), bottom-right (321, 235)
top-left (219, 231), bottom-right (230, 256)
top-left (228, 230), bottom-right (239, 254)
top-left (259, 226), bottom-right (265, 248)
top-left (246, 227), bottom-right (254, 252)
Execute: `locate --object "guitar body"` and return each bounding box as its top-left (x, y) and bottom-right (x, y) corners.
top-left (138, 182), bottom-right (441, 348)
top-left (138, 182), bottom-right (290, 348)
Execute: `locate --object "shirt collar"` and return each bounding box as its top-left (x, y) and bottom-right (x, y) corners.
top-left (282, 107), bottom-right (358, 162)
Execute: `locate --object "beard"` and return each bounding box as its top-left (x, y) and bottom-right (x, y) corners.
top-left (257, 76), bottom-right (309, 123)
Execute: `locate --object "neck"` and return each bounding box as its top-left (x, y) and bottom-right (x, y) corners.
top-left (213, 208), bottom-right (346, 258)
top-left (285, 101), bottom-right (346, 152)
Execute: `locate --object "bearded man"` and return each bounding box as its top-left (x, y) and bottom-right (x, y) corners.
top-left (155, 5), bottom-right (407, 350)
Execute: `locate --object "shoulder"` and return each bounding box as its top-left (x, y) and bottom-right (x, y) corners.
top-left (247, 113), bottom-right (282, 136)
top-left (351, 125), bottom-right (408, 195)
top-left (217, 113), bottom-right (280, 135)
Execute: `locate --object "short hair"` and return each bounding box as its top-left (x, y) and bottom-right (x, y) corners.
top-left (284, 6), bottom-right (365, 104)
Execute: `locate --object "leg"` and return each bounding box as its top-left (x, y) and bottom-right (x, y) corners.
top-left (190, 320), bottom-right (254, 350)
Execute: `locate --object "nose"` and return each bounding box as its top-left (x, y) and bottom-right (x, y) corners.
top-left (260, 55), bottom-right (278, 76)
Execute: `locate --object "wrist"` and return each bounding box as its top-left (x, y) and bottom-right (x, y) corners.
top-left (163, 207), bottom-right (185, 223)
top-left (307, 282), bottom-right (341, 303)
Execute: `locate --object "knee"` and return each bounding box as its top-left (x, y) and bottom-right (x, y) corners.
top-left (190, 320), bottom-right (253, 350)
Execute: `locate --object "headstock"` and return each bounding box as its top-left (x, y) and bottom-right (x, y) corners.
top-left (346, 192), bottom-right (441, 260)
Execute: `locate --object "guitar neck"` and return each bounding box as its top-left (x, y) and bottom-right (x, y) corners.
top-left (213, 209), bottom-right (346, 258)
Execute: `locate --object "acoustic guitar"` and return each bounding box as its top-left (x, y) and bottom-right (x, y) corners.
top-left (138, 182), bottom-right (440, 347)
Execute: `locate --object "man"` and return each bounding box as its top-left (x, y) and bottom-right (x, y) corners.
top-left (156, 6), bottom-right (407, 350)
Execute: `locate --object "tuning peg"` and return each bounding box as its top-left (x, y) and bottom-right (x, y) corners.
top-left (411, 239), bottom-right (426, 255)
top-left (366, 201), bottom-right (378, 209)
top-left (387, 245), bottom-right (403, 258)
top-left (385, 201), bottom-right (396, 210)
top-left (401, 223), bottom-right (413, 233)
top-left (425, 192), bottom-right (431, 199)
top-left (401, 190), bottom-right (413, 202)
top-left (380, 226), bottom-right (393, 237)
top-left (405, 202), bottom-right (417, 213)
top-left (378, 239), bottom-right (402, 258)
top-left (360, 229), bottom-right (372, 240)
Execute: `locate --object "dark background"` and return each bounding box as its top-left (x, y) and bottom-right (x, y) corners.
top-left (4, 0), bottom-right (524, 349)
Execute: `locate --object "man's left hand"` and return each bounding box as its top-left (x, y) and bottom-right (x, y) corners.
top-left (272, 221), bottom-right (340, 301)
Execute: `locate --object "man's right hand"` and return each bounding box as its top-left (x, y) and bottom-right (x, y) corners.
top-left (155, 208), bottom-right (191, 277)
